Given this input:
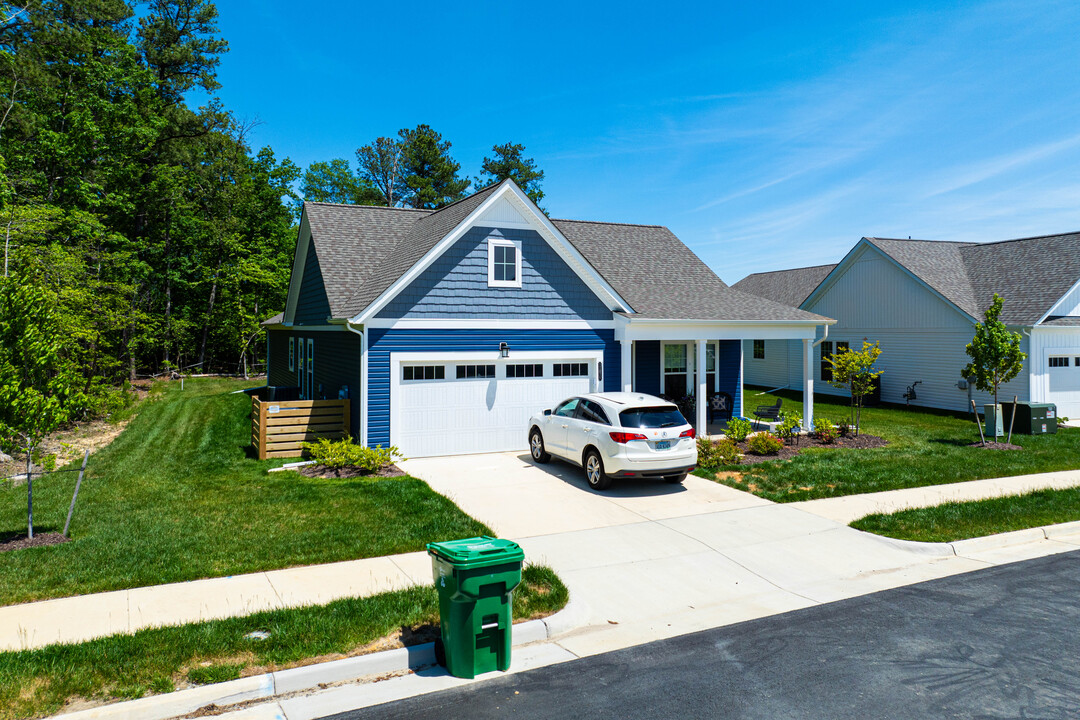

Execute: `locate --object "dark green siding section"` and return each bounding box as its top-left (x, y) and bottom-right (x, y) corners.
top-left (267, 327), bottom-right (361, 440)
top-left (294, 242), bottom-right (332, 325)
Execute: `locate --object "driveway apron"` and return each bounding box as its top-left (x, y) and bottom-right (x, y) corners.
top-left (399, 452), bottom-right (1070, 658)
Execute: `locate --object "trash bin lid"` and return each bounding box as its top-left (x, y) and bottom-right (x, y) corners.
top-left (426, 536), bottom-right (524, 568)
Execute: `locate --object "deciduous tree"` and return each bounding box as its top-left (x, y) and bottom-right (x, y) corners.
top-left (963, 294), bottom-right (1026, 440)
top-left (826, 339), bottom-right (883, 436)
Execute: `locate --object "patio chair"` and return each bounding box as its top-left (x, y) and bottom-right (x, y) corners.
top-left (708, 392), bottom-right (733, 424)
top-left (752, 399), bottom-right (782, 429)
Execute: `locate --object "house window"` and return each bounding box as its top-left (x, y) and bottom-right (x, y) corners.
top-left (487, 237), bottom-right (522, 288)
top-left (554, 362), bottom-right (589, 377)
top-left (306, 338), bottom-right (314, 399)
top-left (706, 342), bottom-right (717, 391)
top-left (507, 363), bottom-right (543, 378)
top-left (821, 341), bottom-right (849, 382)
top-left (663, 344), bottom-right (688, 398)
top-left (297, 337), bottom-right (307, 398)
top-left (1049, 356), bottom-right (1069, 368)
top-left (288, 337), bottom-right (295, 371)
top-left (753, 340), bottom-right (765, 360)
top-left (456, 364), bottom-right (496, 379)
top-left (403, 365), bottom-right (445, 381)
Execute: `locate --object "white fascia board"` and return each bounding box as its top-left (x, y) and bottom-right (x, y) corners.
top-left (808, 239), bottom-right (979, 325)
top-left (390, 349), bottom-right (604, 363)
top-left (622, 319), bottom-right (824, 341)
top-left (365, 318), bottom-right (615, 330)
top-left (283, 212), bottom-right (312, 325)
top-left (352, 181), bottom-right (632, 324)
top-left (1036, 275), bottom-right (1080, 325)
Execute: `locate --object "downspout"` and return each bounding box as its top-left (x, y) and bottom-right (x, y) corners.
top-left (345, 321), bottom-right (366, 446)
top-left (812, 323), bottom-right (830, 347)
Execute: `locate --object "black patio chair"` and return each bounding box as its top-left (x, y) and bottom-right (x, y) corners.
top-left (752, 399), bottom-right (782, 429)
top-left (709, 392), bottom-right (733, 424)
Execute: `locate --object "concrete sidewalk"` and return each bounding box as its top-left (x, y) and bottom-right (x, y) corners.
top-left (6, 456), bottom-right (1080, 657)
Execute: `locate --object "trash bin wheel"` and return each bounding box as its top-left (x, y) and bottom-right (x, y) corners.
top-left (530, 428), bottom-right (551, 463)
top-left (584, 449), bottom-right (612, 491)
top-left (434, 637), bottom-right (446, 667)
top-left (664, 473), bottom-right (687, 484)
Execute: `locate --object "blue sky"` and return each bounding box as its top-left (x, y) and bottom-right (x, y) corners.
top-left (208, 0), bottom-right (1080, 283)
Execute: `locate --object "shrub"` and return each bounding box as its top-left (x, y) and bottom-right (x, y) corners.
top-left (697, 437), bottom-right (740, 468)
top-left (301, 438), bottom-right (406, 472)
top-left (813, 418), bottom-right (838, 444)
top-left (725, 417), bottom-right (753, 443)
top-left (836, 420), bottom-right (852, 437)
top-left (776, 412), bottom-right (802, 442)
top-left (747, 432), bottom-right (783, 455)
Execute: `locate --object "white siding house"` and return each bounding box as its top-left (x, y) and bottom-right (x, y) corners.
top-left (734, 233), bottom-right (1080, 417)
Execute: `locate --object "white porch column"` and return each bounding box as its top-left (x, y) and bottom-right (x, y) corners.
top-left (621, 340), bottom-right (633, 392)
top-left (696, 339), bottom-right (707, 434)
top-left (803, 338), bottom-right (814, 431)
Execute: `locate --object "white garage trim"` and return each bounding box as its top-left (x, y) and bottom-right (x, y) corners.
top-left (390, 350), bottom-right (603, 457)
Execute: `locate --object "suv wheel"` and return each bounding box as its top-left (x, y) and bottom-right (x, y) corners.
top-left (584, 449), bottom-right (612, 491)
top-left (530, 429), bottom-right (550, 463)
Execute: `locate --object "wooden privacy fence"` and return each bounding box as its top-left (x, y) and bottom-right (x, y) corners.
top-left (252, 397), bottom-right (350, 460)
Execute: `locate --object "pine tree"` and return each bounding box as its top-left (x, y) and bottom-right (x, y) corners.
top-left (397, 124), bottom-right (469, 209)
top-left (475, 142), bottom-right (545, 207)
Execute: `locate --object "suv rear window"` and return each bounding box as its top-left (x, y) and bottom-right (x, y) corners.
top-left (619, 406), bottom-right (686, 429)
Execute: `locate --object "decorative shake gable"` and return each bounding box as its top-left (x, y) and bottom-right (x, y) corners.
top-left (351, 180), bottom-right (632, 324)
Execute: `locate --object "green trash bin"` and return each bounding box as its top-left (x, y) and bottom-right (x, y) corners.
top-left (426, 536), bottom-right (524, 679)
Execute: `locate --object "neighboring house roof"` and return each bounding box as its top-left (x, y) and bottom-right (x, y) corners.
top-left (285, 183), bottom-right (831, 325)
top-left (261, 312), bottom-right (284, 326)
top-left (731, 264), bottom-right (837, 309)
top-left (864, 233), bottom-right (1080, 325)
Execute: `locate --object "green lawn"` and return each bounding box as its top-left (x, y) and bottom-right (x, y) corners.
top-left (0, 378), bottom-right (490, 605)
top-left (0, 565), bottom-right (568, 720)
top-left (850, 487), bottom-right (1080, 542)
top-left (695, 386), bottom-right (1080, 502)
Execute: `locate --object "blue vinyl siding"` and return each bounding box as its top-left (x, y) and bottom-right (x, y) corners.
top-left (294, 242), bottom-right (332, 325)
top-left (635, 341), bottom-right (662, 396)
top-left (365, 328), bottom-right (619, 448)
top-left (717, 339), bottom-right (742, 417)
top-left (376, 226), bottom-right (611, 321)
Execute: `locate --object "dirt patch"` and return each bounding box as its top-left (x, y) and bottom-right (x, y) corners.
top-left (299, 463), bottom-right (406, 479)
top-left (0, 532), bottom-right (69, 553)
top-left (968, 441), bottom-right (1023, 451)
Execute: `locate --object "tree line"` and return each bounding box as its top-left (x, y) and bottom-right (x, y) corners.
top-left (0, 1), bottom-right (548, 410)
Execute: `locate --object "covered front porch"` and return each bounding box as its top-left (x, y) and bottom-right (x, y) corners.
top-left (615, 318), bottom-right (829, 436)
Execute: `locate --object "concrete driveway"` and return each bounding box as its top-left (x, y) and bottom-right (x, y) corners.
top-left (398, 452), bottom-right (998, 658)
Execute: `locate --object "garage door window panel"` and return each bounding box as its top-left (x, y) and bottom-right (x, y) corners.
top-left (403, 365), bottom-right (445, 381)
top-left (455, 364), bottom-right (496, 379)
top-left (507, 363), bottom-right (543, 378)
top-left (554, 362), bottom-right (589, 377)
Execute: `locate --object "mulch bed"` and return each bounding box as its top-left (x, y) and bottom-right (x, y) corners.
top-left (299, 463), bottom-right (406, 479)
top-left (0, 532), bottom-right (69, 553)
top-left (723, 433), bottom-right (889, 465)
top-left (968, 441), bottom-right (1023, 451)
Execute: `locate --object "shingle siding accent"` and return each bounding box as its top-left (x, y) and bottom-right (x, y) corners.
top-left (294, 242), bottom-right (332, 325)
top-left (365, 328), bottom-right (619, 448)
top-left (375, 227), bottom-right (611, 320)
top-left (267, 327), bottom-right (361, 438)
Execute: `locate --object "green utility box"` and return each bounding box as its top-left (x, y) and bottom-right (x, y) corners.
top-left (1001, 402), bottom-right (1058, 435)
top-left (983, 404), bottom-right (1004, 439)
top-left (427, 536), bottom-right (524, 679)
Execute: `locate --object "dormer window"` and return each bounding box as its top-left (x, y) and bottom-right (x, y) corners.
top-left (488, 237), bottom-right (522, 288)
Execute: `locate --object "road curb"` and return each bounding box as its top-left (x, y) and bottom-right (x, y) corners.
top-left (859, 519), bottom-right (1080, 558)
top-left (49, 600), bottom-right (585, 720)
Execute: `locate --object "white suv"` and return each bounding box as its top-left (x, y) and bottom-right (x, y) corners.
top-left (528, 392), bottom-right (697, 490)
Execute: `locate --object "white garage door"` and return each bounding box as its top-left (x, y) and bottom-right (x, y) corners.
top-left (1048, 354), bottom-right (1080, 418)
top-left (393, 356), bottom-right (597, 458)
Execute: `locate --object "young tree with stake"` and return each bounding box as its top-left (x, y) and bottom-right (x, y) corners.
top-left (826, 339), bottom-right (884, 436)
top-left (962, 293), bottom-right (1026, 442)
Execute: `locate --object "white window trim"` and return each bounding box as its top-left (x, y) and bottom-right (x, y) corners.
top-left (487, 237), bottom-right (522, 288)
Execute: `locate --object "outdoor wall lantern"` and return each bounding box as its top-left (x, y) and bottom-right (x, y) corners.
top-left (499, 342), bottom-right (510, 358)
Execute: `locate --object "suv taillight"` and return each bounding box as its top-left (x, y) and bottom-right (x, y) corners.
top-left (680, 428), bottom-right (696, 439)
top-left (609, 431), bottom-right (648, 444)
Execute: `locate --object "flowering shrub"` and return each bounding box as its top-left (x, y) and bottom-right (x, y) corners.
top-left (813, 418), bottom-right (838, 444)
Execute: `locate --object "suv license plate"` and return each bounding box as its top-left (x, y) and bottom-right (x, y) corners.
top-left (655, 440), bottom-right (671, 450)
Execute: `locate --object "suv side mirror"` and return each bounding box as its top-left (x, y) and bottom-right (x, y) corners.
top-left (543, 408), bottom-right (552, 416)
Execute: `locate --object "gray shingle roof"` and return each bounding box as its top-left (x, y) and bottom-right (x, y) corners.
top-left (732, 264), bottom-right (837, 309)
top-left (285, 182), bottom-right (833, 325)
top-left (551, 219), bottom-right (831, 322)
top-left (865, 233), bottom-right (1080, 325)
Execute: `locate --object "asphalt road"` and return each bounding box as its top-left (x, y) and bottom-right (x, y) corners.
top-left (325, 549), bottom-right (1080, 720)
